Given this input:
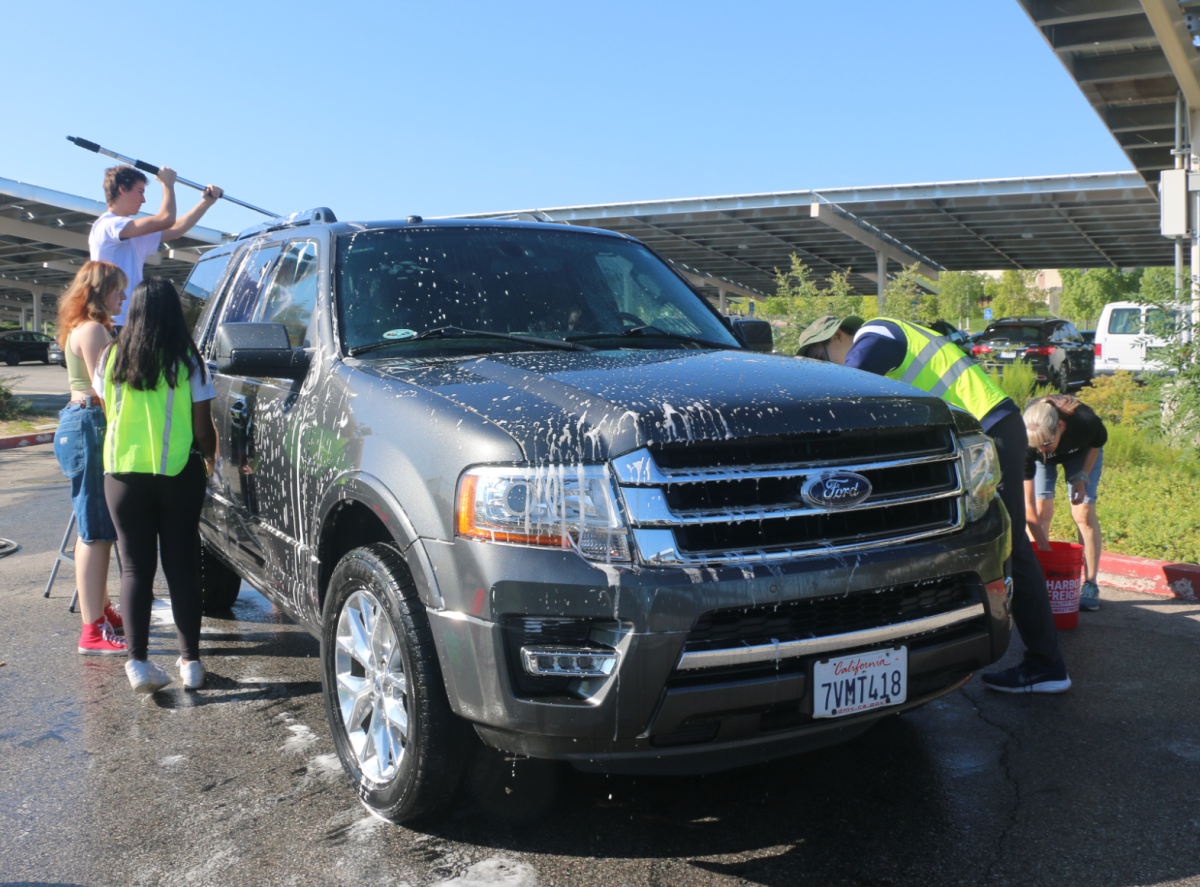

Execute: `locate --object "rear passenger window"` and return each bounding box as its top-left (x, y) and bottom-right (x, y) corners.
top-left (1108, 308), bottom-right (1140, 335)
top-left (220, 243), bottom-right (283, 326)
top-left (181, 251), bottom-right (235, 335)
top-left (257, 241), bottom-right (319, 347)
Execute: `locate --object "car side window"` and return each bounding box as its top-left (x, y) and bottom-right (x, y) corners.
top-left (1061, 323), bottom-right (1082, 343)
top-left (1108, 308), bottom-right (1140, 335)
top-left (181, 251), bottom-right (237, 336)
top-left (256, 240), bottom-right (320, 348)
top-left (219, 242), bottom-right (283, 327)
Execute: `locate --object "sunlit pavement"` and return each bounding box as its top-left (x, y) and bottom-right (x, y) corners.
top-left (2, 444), bottom-right (1199, 887)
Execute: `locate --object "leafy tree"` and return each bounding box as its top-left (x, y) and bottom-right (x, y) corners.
top-left (879, 264), bottom-right (940, 324)
top-left (1136, 268), bottom-right (1199, 450)
top-left (765, 255), bottom-right (862, 352)
top-left (936, 271), bottom-right (985, 327)
top-left (1059, 267), bottom-right (1140, 326)
top-left (986, 270), bottom-right (1040, 319)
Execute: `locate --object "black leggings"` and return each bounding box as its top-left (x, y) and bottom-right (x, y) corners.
top-left (987, 410), bottom-right (1062, 667)
top-left (105, 454), bottom-right (206, 662)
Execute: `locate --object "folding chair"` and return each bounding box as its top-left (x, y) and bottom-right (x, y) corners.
top-left (43, 512), bottom-right (122, 613)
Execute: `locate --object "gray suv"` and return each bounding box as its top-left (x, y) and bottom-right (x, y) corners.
top-left (182, 210), bottom-right (1013, 822)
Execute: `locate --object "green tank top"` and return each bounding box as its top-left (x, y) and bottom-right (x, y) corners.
top-left (65, 326), bottom-right (113, 392)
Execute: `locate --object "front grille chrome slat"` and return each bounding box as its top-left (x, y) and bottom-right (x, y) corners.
top-left (614, 428), bottom-right (966, 567)
top-left (675, 603), bottom-right (985, 671)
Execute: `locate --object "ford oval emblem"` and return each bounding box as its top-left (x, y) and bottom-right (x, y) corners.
top-left (800, 472), bottom-right (873, 509)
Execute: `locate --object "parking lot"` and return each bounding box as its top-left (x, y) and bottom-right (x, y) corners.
top-left (0, 443), bottom-right (1198, 886)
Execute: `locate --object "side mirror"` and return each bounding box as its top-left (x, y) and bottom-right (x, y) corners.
top-left (213, 322), bottom-right (311, 380)
top-left (731, 318), bottom-right (774, 353)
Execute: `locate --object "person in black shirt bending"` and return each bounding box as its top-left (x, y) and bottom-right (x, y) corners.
top-left (1024, 395), bottom-right (1108, 611)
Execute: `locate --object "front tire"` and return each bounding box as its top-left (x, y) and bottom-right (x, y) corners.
top-left (198, 535), bottom-right (241, 613)
top-left (320, 543), bottom-right (472, 823)
top-left (1057, 366), bottom-right (1070, 393)
top-left (4, 350), bottom-right (18, 366)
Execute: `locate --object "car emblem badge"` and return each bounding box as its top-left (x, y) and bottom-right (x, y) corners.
top-left (800, 472), bottom-right (873, 509)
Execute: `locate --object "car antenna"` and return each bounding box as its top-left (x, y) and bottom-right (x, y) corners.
top-left (66, 136), bottom-right (279, 218)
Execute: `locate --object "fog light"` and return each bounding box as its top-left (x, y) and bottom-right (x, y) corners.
top-left (521, 646), bottom-right (619, 677)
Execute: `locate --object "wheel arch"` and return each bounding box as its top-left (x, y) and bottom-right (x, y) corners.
top-left (315, 472), bottom-right (444, 614)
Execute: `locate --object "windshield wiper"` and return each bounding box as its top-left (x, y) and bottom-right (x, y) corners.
top-left (349, 326), bottom-right (593, 357)
top-left (567, 325), bottom-right (733, 350)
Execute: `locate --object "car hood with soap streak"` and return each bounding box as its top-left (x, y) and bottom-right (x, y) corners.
top-left (361, 349), bottom-right (956, 462)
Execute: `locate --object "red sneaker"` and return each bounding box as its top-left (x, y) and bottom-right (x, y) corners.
top-left (78, 617), bottom-right (127, 656)
top-left (103, 602), bottom-right (124, 635)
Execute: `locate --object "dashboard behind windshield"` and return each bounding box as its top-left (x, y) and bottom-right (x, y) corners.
top-left (336, 226), bottom-right (738, 354)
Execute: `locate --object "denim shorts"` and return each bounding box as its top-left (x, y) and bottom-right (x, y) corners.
top-left (53, 402), bottom-right (117, 543)
top-left (1033, 448), bottom-right (1104, 504)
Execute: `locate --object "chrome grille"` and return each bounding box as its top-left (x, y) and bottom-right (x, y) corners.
top-left (613, 427), bottom-right (966, 566)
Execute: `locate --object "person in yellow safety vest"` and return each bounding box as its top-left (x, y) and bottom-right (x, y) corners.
top-left (795, 315), bottom-right (1070, 695)
top-left (93, 277), bottom-right (218, 694)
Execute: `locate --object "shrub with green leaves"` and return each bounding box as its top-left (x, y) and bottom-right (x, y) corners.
top-left (1076, 371), bottom-right (1157, 429)
top-left (986, 362), bottom-right (1055, 408)
top-left (0, 375), bottom-right (30, 421)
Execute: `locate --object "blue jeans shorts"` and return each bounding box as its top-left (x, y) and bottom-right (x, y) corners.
top-left (53, 402), bottom-right (117, 543)
top-left (1033, 449), bottom-right (1103, 504)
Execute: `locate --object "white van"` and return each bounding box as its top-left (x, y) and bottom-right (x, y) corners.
top-left (1094, 301), bottom-right (1179, 375)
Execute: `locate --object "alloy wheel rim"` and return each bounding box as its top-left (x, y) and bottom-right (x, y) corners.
top-left (334, 588), bottom-right (409, 783)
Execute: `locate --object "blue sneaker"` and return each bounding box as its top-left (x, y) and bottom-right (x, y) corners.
top-left (981, 659), bottom-right (1071, 694)
top-left (1079, 580), bottom-right (1100, 612)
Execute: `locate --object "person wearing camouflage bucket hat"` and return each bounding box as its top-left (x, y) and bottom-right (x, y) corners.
top-left (796, 311), bottom-right (1070, 696)
top-left (794, 314), bottom-right (864, 361)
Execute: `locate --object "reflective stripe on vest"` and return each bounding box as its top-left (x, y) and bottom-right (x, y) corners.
top-left (878, 318), bottom-right (1008, 422)
top-left (102, 349), bottom-right (194, 476)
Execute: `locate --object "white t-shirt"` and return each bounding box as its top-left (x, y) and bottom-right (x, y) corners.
top-left (88, 212), bottom-right (163, 325)
top-left (93, 354), bottom-right (216, 403)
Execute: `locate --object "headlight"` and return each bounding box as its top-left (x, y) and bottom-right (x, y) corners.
top-left (456, 465), bottom-right (631, 563)
top-left (959, 433), bottom-right (1000, 523)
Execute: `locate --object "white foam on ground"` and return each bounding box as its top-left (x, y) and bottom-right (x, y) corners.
top-left (160, 754), bottom-right (187, 767)
top-left (282, 723), bottom-right (317, 752)
top-left (348, 815), bottom-right (386, 842)
top-left (432, 858), bottom-right (539, 886)
top-left (308, 753), bottom-right (343, 780)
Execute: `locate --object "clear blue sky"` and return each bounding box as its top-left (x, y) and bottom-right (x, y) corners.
top-left (4, 1), bottom-right (1131, 235)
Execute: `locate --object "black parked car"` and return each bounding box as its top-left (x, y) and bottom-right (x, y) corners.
top-left (0, 330), bottom-right (53, 365)
top-left (182, 210), bottom-right (1012, 822)
top-left (970, 316), bottom-right (1093, 392)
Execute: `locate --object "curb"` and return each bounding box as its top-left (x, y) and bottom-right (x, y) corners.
top-left (1099, 551), bottom-right (1200, 602)
top-left (0, 430), bottom-right (56, 451)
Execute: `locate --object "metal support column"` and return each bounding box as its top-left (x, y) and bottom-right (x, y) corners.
top-left (876, 249), bottom-right (887, 312)
top-left (718, 287), bottom-right (727, 313)
top-left (31, 285), bottom-right (42, 332)
top-left (1177, 92), bottom-right (1186, 302)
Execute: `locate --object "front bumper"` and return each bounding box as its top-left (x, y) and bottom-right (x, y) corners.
top-left (424, 499), bottom-right (1012, 774)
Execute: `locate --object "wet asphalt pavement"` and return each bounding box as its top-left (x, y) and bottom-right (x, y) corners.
top-left (3, 444), bottom-right (1200, 887)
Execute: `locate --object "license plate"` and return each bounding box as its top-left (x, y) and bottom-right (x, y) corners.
top-left (1000, 351), bottom-right (1017, 359)
top-left (813, 648), bottom-right (907, 719)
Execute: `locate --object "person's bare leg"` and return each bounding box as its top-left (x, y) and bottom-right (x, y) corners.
top-left (75, 538), bottom-right (113, 625)
top-left (1035, 497), bottom-right (1054, 540)
top-left (1071, 502), bottom-right (1102, 583)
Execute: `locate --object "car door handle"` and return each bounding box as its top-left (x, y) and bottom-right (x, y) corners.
top-left (230, 399), bottom-right (249, 422)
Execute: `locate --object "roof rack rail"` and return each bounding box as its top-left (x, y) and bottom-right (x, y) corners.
top-left (236, 207), bottom-right (338, 240)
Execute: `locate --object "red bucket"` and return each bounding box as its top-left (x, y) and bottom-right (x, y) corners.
top-left (1036, 541), bottom-right (1085, 630)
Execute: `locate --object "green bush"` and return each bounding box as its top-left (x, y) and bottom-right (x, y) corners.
top-left (1076, 372), bottom-right (1157, 429)
top-left (1045, 459), bottom-right (1200, 563)
top-left (0, 375), bottom-right (30, 421)
top-left (986, 362), bottom-right (1055, 408)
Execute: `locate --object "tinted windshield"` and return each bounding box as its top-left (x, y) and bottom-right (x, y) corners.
top-left (336, 227), bottom-right (738, 354)
top-left (980, 325), bottom-right (1043, 344)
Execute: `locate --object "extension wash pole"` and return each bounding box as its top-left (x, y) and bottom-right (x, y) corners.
top-left (67, 136), bottom-right (278, 217)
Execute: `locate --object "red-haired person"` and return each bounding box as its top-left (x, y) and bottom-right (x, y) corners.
top-left (88, 165), bottom-right (223, 327)
top-left (53, 261), bottom-right (129, 654)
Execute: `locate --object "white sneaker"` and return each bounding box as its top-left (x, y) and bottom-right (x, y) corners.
top-left (177, 658), bottom-right (205, 690)
top-left (126, 658), bottom-right (172, 694)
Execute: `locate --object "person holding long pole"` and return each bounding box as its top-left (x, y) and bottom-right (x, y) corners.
top-left (53, 261), bottom-right (129, 655)
top-left (88, 164), bottom-right (223, 327)
top-left (93, 278), bottom-right (218, 692)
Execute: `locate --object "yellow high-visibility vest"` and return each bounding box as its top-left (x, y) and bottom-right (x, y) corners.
top-left (101, 345), bottom-right (194, 476)
top-left (877, 318), bottom-right (1009, 422)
